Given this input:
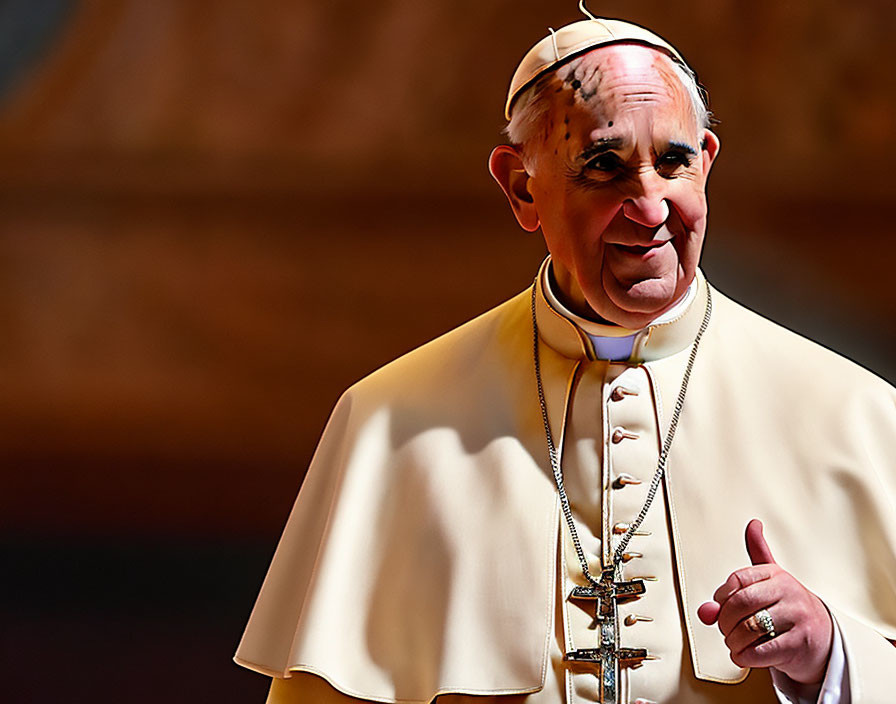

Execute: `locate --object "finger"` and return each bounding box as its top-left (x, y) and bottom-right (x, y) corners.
top-left (697, 601), bottom-right (720, 625)
top-left (712, 565), bottom-right (774, 606)
top-left (745, 519), bottom-right (776, 566)
top-left (729, 628), bottom-right (795, 670)
top-left (725, 606), bottom-right (794, 655)
top-left (717, 579), bottom-right (780, 636)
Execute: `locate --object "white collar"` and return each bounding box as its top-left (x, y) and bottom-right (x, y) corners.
top-left (541, 260), bottom-right (698, 361)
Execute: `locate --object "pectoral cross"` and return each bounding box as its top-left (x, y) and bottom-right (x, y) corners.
top-left (567, 565), bottom-right (648, 704)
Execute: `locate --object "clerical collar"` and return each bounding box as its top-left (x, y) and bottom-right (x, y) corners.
top-left (533, 256), bottom-right (709, 363)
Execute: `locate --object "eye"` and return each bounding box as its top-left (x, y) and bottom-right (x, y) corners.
top-left (585, 153), bottom-right (623, 173)
top-left (656, 150), bottom-right (693, 178)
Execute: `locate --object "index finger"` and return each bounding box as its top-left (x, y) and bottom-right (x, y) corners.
top-left (712, 565), bottom-right (774, 606)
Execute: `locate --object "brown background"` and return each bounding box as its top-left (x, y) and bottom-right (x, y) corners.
top-left (1, 1), bottom-right (893, 701)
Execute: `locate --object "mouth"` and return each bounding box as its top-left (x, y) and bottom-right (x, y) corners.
top-left (611, 239), bottom-right (671, 255)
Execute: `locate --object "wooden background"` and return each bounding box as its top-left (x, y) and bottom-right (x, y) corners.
top-left (1, 1), bottom-right (893, 701)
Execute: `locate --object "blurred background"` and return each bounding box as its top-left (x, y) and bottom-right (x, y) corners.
top-left (1, 1), bottom-right (893, 701)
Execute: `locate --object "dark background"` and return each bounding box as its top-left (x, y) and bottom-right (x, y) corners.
top-left (1, 1), bottom-right (893, 701)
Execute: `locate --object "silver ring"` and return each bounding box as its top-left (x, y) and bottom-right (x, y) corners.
top-left (753, 608), bottom-right (776, 638)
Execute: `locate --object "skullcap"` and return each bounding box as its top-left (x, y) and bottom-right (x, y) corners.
top-left (505, 17), bottom-right (690, 120)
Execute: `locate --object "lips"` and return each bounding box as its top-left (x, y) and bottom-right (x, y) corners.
top-left (612, 240), bottom-right (670, 255)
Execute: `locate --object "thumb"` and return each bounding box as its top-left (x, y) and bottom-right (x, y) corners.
top-left (745, 518), bottom-right (776, 565)
top-left (697, 600), bottom-right (720, 625)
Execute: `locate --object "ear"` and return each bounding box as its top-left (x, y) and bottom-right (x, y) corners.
top-left (488, 145), bottom-right (540, 232)
top-left (700, 129), bottom-right (721, 176)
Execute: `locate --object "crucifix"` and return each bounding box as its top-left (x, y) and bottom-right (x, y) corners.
top-left (567, 565), bottom-right (649, 704)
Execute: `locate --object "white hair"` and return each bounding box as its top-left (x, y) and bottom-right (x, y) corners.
top-left (505, 52), bottom-right (711, 169)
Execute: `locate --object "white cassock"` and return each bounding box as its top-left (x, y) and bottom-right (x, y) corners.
top-left (235, 258), bottom-right (896, 703)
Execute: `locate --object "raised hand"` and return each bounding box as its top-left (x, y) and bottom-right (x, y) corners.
top-left (696, 519), bottom-right (834, 684)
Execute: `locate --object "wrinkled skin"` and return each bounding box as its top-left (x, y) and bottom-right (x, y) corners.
top-left (490, 43), bottom-right (719, 329)
top-left (697, 520), bottom-right (833, 685)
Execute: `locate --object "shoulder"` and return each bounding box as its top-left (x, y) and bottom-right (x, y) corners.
top-left (338, 287), bottom-right (533, 415)
top-left (707, 283), bottom-right (896, 410)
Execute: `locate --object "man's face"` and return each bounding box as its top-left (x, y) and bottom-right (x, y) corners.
top-left (525, 44), bottom-right (718, 328)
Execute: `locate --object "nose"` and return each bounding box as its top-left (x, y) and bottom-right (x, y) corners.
top-left (622, 172), bottom-right (670, 227)
top-left (624, 198), bottom-right (669, 227)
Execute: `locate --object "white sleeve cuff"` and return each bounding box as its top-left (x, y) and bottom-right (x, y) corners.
top-left (771, 610), bottom-right (849, 704)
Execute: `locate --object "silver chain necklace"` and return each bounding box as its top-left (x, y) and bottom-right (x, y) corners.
top-left (530, 282), bottom-right (712, 586)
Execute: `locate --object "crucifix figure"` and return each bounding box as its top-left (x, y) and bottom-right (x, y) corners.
top-left (568, 565), bottom-right (649, 703)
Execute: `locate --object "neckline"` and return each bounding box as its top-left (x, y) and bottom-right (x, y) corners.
top-left (533, 256), bottom-right (709, 363)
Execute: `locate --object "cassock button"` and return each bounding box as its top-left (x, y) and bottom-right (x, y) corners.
top-left (610, 386), bottom-right (637, 402)
top-left (613, 473), bottom-right (642, 489)
top-left (611, 428), bottom-right (639, 443)
top-left (613, 522), bottom-right (651, 536)
top-left (624, 614), bottom-right (654, 626)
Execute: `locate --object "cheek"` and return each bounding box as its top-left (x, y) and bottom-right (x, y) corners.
top-left (668, 190), bottom-right (707, 270)
top-left (666, 182), bottom-right (708, 230)
top-left (566, 190), bottom-right (625, 240)
top-left (538, 194), bottom-right (619, 271)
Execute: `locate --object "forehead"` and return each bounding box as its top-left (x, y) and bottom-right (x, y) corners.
top-left (545, 43), bottom-right (695, 134)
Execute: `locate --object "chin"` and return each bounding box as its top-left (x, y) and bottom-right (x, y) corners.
top-left (607, 277), bottom-right (678, 316)
top-left (611, 309), bottom-right (666, 329)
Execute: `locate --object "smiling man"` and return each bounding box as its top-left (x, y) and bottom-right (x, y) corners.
top-left (235, 12), bottom-right (896, 704)
top-left (490, 41), bottom-right (717, 331)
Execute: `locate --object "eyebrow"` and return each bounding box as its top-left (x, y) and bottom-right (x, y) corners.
top-left (578, 137), bottom-right (698, 163)
top-left (667, 140), bottom-right (698, 155)
top-left (578, 137), bottom-right (626, 162)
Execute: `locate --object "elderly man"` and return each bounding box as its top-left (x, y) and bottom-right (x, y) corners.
top-left (235, 11), bottom-right (896, 704)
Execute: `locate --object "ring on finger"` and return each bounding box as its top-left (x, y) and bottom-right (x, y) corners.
top-left (744, 608), bottom-right (776, 639)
